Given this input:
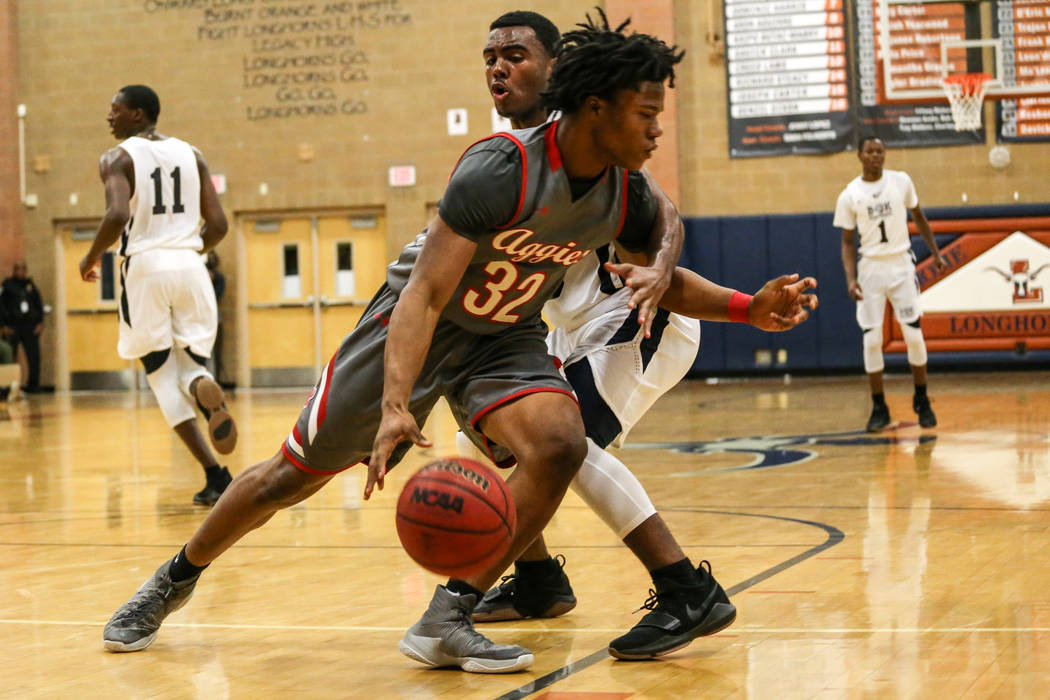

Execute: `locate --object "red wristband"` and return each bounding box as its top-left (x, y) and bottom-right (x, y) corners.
top-left (728, 291), bottom-right (753, 324)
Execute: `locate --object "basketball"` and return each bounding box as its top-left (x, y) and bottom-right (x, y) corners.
top-left (395, 457), bottom-right (516, 578)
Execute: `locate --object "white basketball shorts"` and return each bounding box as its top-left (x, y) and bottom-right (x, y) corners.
top-left (117, 248), bottom-right (217, 360)
top-left (856, 252), bottom-right (922, 329)
top-left (547, 305), bottom-right (701, 448)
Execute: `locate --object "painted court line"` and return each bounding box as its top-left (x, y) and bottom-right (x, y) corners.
top-left (4, 620), bottom-right (1050, 635)
top-left (494, 509), bottom-right (845, 700)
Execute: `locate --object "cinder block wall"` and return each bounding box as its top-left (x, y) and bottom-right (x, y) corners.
top-left (9, 1), bottom-right (1049, 386)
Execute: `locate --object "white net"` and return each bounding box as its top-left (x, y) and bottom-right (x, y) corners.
top-left (942, 74), bottom-right (992, 130)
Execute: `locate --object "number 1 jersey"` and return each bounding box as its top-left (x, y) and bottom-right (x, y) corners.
top-left (118, 136), bottom-right (203, 257)
top-left (833, 169), bottom-right (918, 258)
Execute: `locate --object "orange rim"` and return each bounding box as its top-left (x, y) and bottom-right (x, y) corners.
top-left (943, 73), bottom-right (994, 95)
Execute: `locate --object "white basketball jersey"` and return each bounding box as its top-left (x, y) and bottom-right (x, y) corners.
top-left (118, 136), bottom-right (203, 256)
top-left (833, 169), bottom-right (918, 258)
top-left (543, 242), bottom-right (632, 331)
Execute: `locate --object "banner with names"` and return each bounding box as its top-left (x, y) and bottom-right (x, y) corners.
top-left (994, 0), bottom-right (1050, 142)
top-left (852, 0), bottom-right (981, 146)
top-left (723, 0), bottom-right (854, 158)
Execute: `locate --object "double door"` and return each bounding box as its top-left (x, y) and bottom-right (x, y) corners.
top-left (241, 212), bottom-right (387, 387)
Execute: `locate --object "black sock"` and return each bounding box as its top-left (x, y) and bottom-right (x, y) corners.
top-left (204, 464), bottom-right (224, 483)
top-left (445, 578), bottom-right (483, 598)
top-left (169, 545), bottom-right (208, 582)
top-left (650, 558), bottom-right (697, 587)
top-left (515, 556), bottom-right (559, 579)
top-left (872, 392), bottom-right (886, 407)
top-left (914, 384), bottom-right (928, 400)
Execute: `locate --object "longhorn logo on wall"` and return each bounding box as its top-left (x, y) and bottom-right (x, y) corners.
top-left (984, 259), bottom-right (1049, 304)
top-left (886, 227), bottom-right (1050, 354)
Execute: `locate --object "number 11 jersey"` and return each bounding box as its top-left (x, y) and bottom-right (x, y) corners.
top-left (118, 136), bottom-right (203, 257)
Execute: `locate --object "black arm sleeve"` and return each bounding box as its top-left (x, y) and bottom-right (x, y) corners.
top-left (616, 170), bottom-right (659, 253)
top-left (437, 139), bottom-right (523, 241)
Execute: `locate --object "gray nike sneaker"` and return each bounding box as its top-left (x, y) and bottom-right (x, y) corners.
top-left (103, 560), bottom-right (198, 652)
top-left (399, 586), bottom-right (534, 673)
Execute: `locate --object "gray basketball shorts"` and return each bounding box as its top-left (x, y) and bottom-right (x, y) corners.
top-left (282, 284), bottom-right (576, 474)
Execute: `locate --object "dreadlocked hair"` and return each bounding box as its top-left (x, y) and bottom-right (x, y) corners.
top-left (541, 8), bottom-right (684, 115)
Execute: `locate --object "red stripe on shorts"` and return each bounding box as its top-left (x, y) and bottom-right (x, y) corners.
top-left (281, 442), bottom-right (361, 476)
top-left (316, 357), bottom-right (336, 429)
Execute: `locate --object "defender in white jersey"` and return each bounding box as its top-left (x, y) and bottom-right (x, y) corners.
top-left (466, 12), bottom-right (817, 660)
top-left (79, 85), bottom-right (237, 506)
top-left (834, 136), bottom-right (948, 432)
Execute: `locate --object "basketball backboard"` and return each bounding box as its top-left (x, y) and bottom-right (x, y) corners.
top-left (877, 0), bottom-right (1050, 101)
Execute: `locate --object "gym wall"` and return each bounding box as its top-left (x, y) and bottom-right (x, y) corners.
top-left (9, 1), bottom-right (1050, 386)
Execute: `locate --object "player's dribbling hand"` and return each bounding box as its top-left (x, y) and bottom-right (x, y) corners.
top-left (79, 255), bottom-right (100, 282)
top-left (601, 261), bottom-right (671, 338)
top-left (366, 407), bottom-right (432, 500)
top-left (749, 274), bottom-right (819, 331)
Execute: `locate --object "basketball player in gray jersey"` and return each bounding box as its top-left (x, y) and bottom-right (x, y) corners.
top-left (463, 11), bottom-right (820, 660)
top-left (79, 85), bottom-right (236, 507)
top-left (102, 14), bottom-right (812, 673)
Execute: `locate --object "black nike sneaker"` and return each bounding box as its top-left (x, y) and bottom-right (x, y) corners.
top-left (914, 395), bottom-right (937, 428)
top-left (609, 560), bottom-right (736, 660)
top-left (193, 466), bottom-right (232, 506)
top-left (866, 402), bottom-right (891, 433)
top-left (472, 554), bottom-right (577, 622)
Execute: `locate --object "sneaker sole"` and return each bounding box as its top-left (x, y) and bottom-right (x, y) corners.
top-left (608, 602), bottom-right (737, 661)
top-left (193, 491), bottom-right (220, 507)
top-left (103, 632), bottom-right (157, 653)
top-left (398, 635), bottom-right (533, 673)
top-left (473, 597), bottom-right (577, 622)
top-left (196, 378), bottom-right (237, 455)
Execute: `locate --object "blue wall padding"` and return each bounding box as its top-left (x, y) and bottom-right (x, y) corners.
top-left (679, 202), bottom-right (1050, 374)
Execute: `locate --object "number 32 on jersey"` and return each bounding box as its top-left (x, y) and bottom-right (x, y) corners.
top-left (463, 261), bottom-right (547, 324)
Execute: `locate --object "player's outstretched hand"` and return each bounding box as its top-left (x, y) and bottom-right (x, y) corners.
top-left (602, 261), bottom-right (671, 338)
top-left (750, 274), bottom-right (819, 332)
top-left (366, 407), bottom-right (432, 500)
top-left (79, 255), bottom-right (100, 282)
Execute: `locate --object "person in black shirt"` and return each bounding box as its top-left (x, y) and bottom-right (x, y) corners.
top-left (1, 260), bottom-right (45, 393)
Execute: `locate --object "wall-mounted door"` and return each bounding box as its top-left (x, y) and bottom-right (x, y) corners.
top-left (241, 211), bottom-right (387, 387)
top-left (56, 222), bottom-right (134, 390)
top-left (316, 214), bottom-right (387, 359)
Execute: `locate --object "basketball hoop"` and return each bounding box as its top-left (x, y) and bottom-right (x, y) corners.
top-left (942, 73), bottom-right (993, 131)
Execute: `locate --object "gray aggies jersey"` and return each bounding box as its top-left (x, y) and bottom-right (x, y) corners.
top-left (387, 120), bottom-right (656, 334)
